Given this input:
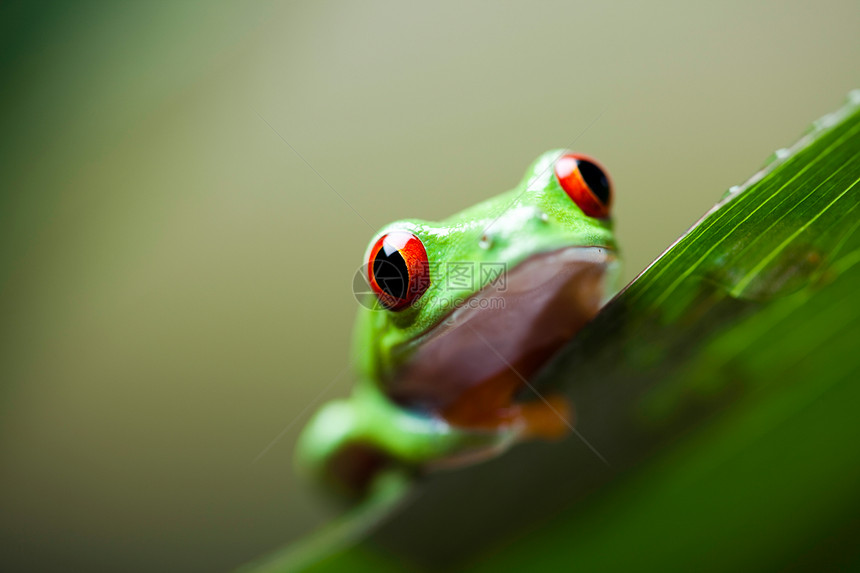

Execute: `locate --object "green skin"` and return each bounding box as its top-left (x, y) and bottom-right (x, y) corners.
top-left (295, 150), bottom-right (619, 497)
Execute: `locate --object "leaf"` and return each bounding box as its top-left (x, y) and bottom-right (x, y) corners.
top-left (457, 91), bottom-right (860, 573)
top-left (262, 91), bottom-right (860, 572)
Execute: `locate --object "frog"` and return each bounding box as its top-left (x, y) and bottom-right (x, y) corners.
top-left (294, 150), bottom-right (619, 500)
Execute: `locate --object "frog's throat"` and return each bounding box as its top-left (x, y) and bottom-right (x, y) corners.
top-left (386, 246), bottom-right (616, 414)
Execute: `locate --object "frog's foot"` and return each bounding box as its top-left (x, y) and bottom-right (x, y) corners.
top-left (513, 394), bottom-right (574, 440)
top-left (441, 378), bottom-right (574, 441)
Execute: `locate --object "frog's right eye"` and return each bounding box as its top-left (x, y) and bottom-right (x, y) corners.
top-left (554, 153), bottom-right (613, 218)
top-left (367, 231), bottom-right (430, 311)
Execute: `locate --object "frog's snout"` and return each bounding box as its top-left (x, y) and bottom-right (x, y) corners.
top-left (479, 206), bottom-right (551, 251)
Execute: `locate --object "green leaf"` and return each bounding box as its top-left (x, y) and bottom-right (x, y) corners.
top-left (458, 91), bottom-right (860, 573)
top-left (258, 91), bottom-right (860, 572)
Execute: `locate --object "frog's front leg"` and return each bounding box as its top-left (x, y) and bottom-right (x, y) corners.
top-left (295, 383), bottom-right (520, 498)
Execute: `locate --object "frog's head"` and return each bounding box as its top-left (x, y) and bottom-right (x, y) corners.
top-left (355, 150), bottom-right (619, 413)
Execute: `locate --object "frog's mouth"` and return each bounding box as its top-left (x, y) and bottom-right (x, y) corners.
top-left (388, 246), bottom-right (616, 416)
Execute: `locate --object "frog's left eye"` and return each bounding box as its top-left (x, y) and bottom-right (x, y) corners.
top-left (554, 153), bottom-right (612, 218)
top-left (367, 231), bottom-right (430, 311)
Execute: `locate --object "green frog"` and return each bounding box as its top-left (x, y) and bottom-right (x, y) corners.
top-left (295, 150), bottom-right (619, 499)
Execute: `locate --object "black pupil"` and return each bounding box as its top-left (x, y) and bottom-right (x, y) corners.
top-left (373, 245), bottom-right (409, 301)
top-left (577, 160), bottom-right (610, 205)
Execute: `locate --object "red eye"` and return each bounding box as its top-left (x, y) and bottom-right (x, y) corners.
top-left (367, 231), bottom-right (430, 311)
top-left (554, 153), bottom-right (613, 218)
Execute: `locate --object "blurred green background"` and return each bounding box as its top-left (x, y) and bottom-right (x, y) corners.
top-left (1, 1), bottom-right (858, 571)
